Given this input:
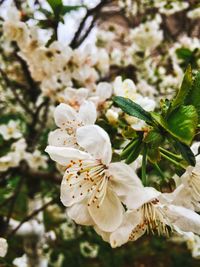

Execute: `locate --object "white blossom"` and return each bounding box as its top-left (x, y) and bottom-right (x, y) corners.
top-left (0, 120), bottom-right (22, 140)
top-left (0, 238), bottom-right (8, 257)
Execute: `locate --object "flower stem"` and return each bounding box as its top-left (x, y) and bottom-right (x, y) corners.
top-left (142, 145), bottom-right (148, 186)
top-left (159, 147), bottom-right (182, 161)
top-left (154, 163), bottom-right (165, 180)
top-left (160, 152), bottom-right (186, 169)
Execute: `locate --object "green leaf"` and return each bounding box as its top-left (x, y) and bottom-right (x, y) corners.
top-left (47, 0), bottom-right (62, 15)
top-left (166, 105), bottom-right (198, 145)
top-left (143, 130), bottom-right (164, 148)
top-left (176, 48), bottom-right (193, 61)
top-left (151, 105), bottom-right (198, 145)
top-left (61, 5), bottom-right (85, 16)
top-left (174, 141), bottom-right (196, 166)
top-left (125, 140), bottom-right (143, 164)
top-left (113, 96), bottom-right (153, 124)
top-left (185, 70), bottom-right (200, 120)
top-left (169, 65), bottom-right (192, 112)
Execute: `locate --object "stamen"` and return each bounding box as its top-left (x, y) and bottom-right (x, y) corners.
top-left (129, 200), bottom-right (170, 241)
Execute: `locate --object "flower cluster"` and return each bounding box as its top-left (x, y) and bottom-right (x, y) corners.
top-left (46, 100), bottom-right (200, 248)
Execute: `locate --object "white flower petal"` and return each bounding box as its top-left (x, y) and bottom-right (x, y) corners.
top-left (67, 200), bottom-right (94, 226)
top-left (78, 101), bottom-right (97, 125)
top-left (109, 162), bottom-right (143, 208)
top-left (94, 226), bottom-right (110, 242)
top-left (48, 129), bottom-right (75, 147)
top-left (88, 188), bottom-right (124, 232)
top-left (96, 82), bottom-right (112, 101)
top-left (60, 178), bottom-right (86, 206)
top-left (76, 125), bottom-right (112, 165)
top-left (54, 103), bottom-right (77, 128)
top-left (110, 210), bottom-right (142, 248)
top-left (45, 146), bottom-right (90, 165)
top-left (126, 187), bottom-right (161, 210)
top-left (164, 205), bottom-right (200, 235)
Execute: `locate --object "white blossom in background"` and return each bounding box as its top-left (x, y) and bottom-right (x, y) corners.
top-left (0, 238), bottom-right (8, 257)
top-left (0, 138), bottom-right (27, 172)
top-left (0, 120), bottom-right (22, 140)
top-left (155, 1), bottom-right (189, 15)
top-left (26, 150), bottom-right (48, 170)
top-left (128, 15), bottom-right (163, 52)
top-left (187, 7), bottom-right (200, 19)
top-left (80, 241), bottom-right (99, 258)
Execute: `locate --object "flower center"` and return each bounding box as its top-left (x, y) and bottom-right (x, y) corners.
top-left (65, 159), bottom-right (109, 208)
top-left (61, 119), bottom-right (84, 135)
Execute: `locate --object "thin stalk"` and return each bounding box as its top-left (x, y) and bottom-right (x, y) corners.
top-left (154, 163), bottom-right (165, 180)
top-left (142, 145), bottom-right (148, 186)
top-left (160, 152), bottom-right (186, 169)
top-left (159, 147), bottom-right (182, 161)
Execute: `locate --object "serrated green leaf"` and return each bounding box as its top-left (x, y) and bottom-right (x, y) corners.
top-left (151, 105), bottom-right (198, 145)
top-left (166, 105), bottom-right (198, 145)
top-left (185, 70), bottom-right (200, 120)
top-left (113, 96), bottom-right (153, 124)
top-left (170, 65), bottom-right (192, 112)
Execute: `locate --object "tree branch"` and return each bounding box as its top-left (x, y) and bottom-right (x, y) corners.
top-left (70, 0), bottom-right (110, 48)
top-left (7, 198), bottom-right (58, 238)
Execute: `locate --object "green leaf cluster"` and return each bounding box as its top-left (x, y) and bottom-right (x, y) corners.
top-left (113, 66), bottom-right (200, 174)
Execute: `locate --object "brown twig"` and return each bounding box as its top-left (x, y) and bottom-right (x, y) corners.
top-left (70, 0), bottom-right (110, 48)
top-left (0, 68), bottom-right (34, 116)
top-left (7, 198), bottom-right (57, 238)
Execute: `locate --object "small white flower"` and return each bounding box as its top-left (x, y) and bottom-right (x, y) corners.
top-left (114, 76), bottom-right (137, 99)
top-left (3, 20), bottom-right (30, 50)
top-left (0, 238), bottom-right (8, 257)
top-left (58, 87), bottom-right (89, 108)
top-left (128, 15), bottom-right (163, 51)
top-left (156, 1), bottom-right (189, 15)
top-left (90, 82), bottom-right (113, 106)
top-left (26, 150), bottom-right (48, 171)
top-left (187, 7), bottom-right (200, 19)
top-left (48, 101), bottom-right (97, 148)
top-left (0, 138), bottom-right (27, 172)
top-left (0, 120), bottom-right (22, 140)
top-left (106, 108), bottom-right (119, 124)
